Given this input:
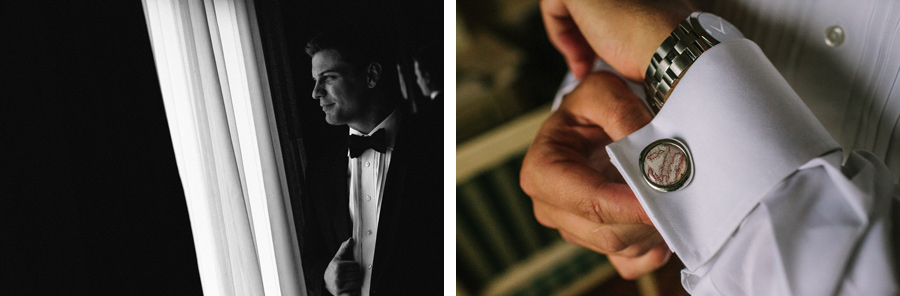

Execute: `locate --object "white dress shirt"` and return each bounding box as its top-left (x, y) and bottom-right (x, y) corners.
top-left (550, 1), bottom-right (900, 293)
top-left (347, 109), bottom-right (400, 296)
top-left (709, 0), bottom-right (900, 180)
top-left (606, 40), bottom-right (898, 295)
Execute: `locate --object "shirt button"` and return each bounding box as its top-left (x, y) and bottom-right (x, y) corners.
top-left (367, 264), bottom-right (373, 270)
top-left (365, 195), bottom-right (371, 201)
top-left (365, 161), bottom-right (371, 167)
top-left (367, 230), bottom-right (373, 236)
top-left (825, 25), bottom-right (844, 48)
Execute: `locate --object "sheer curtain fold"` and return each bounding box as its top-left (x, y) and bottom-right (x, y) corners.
top-left (141, 0), bottom-right (305, 295)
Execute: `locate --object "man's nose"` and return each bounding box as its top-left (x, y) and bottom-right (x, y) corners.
top-left (311, 80), bottom-right (325, 99)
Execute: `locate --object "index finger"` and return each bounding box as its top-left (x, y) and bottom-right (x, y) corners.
top-left (562, 72), bottom-right (653, 141)
top-left (521, 72), bottom-right (654, 225)
top-left (522, 111), bottom-right (651, 225)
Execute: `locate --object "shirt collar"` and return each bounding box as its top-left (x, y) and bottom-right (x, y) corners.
top-left (348, 108), bottom-right (401, 150)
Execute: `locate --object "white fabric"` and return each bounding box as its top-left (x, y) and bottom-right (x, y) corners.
top-left (549, 1), bottom-right (900, 293)
top-left (710, 0), bottom-right (900, 180)
top-left (678, 151), bottom-right (898, 295)
top-left (602, 38), bottom-right (900, 296)
top-left (608, 39), bottom-right (840, 269)
top-left (347, 109), bottom-right (400, 296)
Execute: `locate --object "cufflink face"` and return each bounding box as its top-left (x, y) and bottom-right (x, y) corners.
top-left (639, 138), bottom-right (694, 192)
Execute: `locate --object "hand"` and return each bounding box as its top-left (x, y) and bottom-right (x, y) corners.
top-left (324, 238), bottom-right (362, 296)
top-left (540, 0), bottom-right (694, 80)
top-left (520, 72), bottom-right (670, 279)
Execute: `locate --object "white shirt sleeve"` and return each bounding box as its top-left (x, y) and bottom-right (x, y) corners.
top-left (596, 39), bottom-right (898, 294)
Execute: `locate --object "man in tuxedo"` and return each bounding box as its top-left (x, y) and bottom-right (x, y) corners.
top-left (300, 25), bottom-right (443, 296)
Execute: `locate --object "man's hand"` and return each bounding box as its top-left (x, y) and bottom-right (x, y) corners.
top-left (521, 72), bottom-right (670, 279)
top-left (324, 238), bottom-right (362, 296)
top-left (540, 0), bottom-right (694, 80)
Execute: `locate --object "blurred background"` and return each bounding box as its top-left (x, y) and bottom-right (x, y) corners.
top-left (455, 0), bottom-right (688, 295)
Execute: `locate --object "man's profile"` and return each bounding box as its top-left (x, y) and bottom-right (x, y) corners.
top-left (299, 23), bottom-right (443, 296)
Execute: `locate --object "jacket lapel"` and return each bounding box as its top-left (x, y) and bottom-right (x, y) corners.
top-left (370, 119), bottom-right (410, 291)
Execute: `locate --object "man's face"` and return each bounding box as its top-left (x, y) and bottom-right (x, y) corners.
top-left (311, 49), bottom-right (369, 127)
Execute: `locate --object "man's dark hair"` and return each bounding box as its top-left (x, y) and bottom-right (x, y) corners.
top-left (306, 24), bottom-right (394, 73)
top-left (305, 23), bottom-right (400, 100)
top-left (412, 43), bottom-right (442, 90)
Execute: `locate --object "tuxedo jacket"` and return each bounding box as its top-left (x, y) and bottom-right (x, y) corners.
top-left (300, 106), bottom-right (443, 295)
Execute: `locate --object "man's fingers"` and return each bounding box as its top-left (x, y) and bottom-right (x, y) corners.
top-left (334, 261), bottom-right (362, 292)
top-left (523, 130), bottom-right (651, 225)
top-left (541, 0), bottom-right (595, 78)
top-left (608, 243), bottom-right (672, 280)
top-left (336, 261), bottom-right (360, 271)
top-left (336, 237), bottom-right (355, 260)
top-left (536, 200), bottom-right (662, 255)
top-left (521, 74), bottom-right (653, 226)
top-left (561, 71), bottom-right (653, 141)
top-left (557, 225), bottom-right (664, 258)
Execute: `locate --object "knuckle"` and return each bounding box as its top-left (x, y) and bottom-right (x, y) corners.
top-left (618, 269), bottom-right (640, 280)
top-left (519, 166), bottom-right (537, 198)
top-left (613, 97), bottom-right (648, 134)
top-left (532, 205), bottom-right (556, 228)
top-left (616, 243), bottom-right (647, 258)
top-left (559, 231), bottom-right (577, 245)
top-left (596, 229), bottom-right (629, 253)
top-left (576, 197), bottom-right (606, 224)
top-left (519, 144), bottom-right (544, 199)
top-left (607, 99), bottom-right (633, 128)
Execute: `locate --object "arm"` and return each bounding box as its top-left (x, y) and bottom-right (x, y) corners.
top-left (523, 0), bottom-right (698, 278)
top-left (526, 0), bottom-right (900, 290)
top-left (522, 71), bottom-right (668, 279)
top-left (606, 39), bottom-right (898, 294)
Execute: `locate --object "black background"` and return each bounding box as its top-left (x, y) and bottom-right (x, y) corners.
top-left (3, 0), bottom-right (442, 294)
top-left (4, 1), bottom-right (202, 294)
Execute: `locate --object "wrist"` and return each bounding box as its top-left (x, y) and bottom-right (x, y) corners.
top-left (637, 13), bottom-right (691, 80)
top-left (564, 0), bottom-right (693, 81)
top-left (644, 12), bottom-right (745, 113)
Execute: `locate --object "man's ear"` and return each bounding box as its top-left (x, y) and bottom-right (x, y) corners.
top-left (366, 62), bottom-right (382, 88)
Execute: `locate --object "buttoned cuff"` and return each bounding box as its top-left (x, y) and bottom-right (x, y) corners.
top-left (606, 39), bottom-right (840, 270)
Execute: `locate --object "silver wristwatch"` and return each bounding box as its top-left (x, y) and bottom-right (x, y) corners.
top-left (644, 12), bottom-right (744, 113)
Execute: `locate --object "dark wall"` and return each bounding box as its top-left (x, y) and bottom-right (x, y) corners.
top-left (4, 1), bottom-right (202, 295)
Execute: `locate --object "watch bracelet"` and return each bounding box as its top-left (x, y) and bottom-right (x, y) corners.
top-left (644, 16), bottom-right (718, 113)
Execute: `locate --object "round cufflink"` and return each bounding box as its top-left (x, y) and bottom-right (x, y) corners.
top-left (639, 138), bottom-right (694, 192)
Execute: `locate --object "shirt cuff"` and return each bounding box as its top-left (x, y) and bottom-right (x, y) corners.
top-left (606, 39), bottom-right (840, 270)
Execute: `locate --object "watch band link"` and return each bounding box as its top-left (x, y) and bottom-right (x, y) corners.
top-left (644, 18), bottom-right (717, 114)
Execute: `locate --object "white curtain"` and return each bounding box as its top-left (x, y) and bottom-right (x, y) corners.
top-left (141, 0), bottom-right (305, 295)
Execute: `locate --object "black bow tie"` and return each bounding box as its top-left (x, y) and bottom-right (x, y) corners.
top-left (348, 129), bottom-right (387, 158)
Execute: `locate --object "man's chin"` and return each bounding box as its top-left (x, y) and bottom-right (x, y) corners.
top-left (324, 115), bottom-right (342, 126)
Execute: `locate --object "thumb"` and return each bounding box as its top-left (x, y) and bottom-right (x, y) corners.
top-left (562, 72), bottom-right (653, 141)
top-left (336, 238), bottom-right (355, 260)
